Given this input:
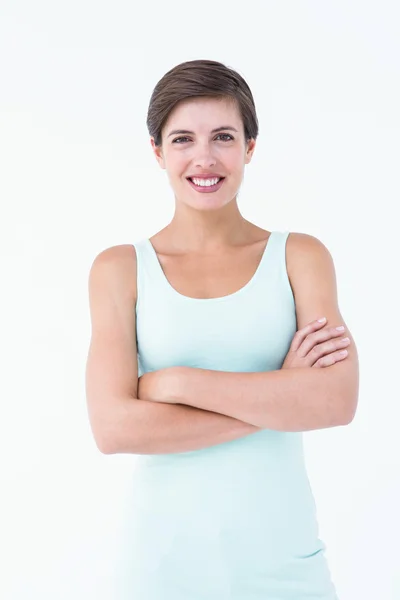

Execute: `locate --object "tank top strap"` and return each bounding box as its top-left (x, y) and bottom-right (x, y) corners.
top-left (131, 237), bottom-right (163, 313)
top-left (256, 230), bottom-right (290, 278)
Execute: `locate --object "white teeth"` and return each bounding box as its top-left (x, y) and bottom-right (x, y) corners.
top-left (191, 177), bottom-right (221, 187)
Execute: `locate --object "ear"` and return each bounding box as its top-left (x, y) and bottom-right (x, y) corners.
top-left (150, 137), bottom-right (166, 169)
top-left (244, 138), bottom-right (256, 164)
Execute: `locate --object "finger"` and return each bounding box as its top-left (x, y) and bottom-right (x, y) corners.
top-left (299, 327), bottom-right (348, 358)
top-left (290, 318), bottom-right (327, 352)
top-left (314, 348), bottom-right (348, 368)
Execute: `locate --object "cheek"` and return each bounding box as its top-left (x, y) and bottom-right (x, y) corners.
top-left (164, 155), bottom-right (186, 176)
top-left (224, 156), bottom-right (244, 176)
top-left (221, 146), bottom-right (244, 165)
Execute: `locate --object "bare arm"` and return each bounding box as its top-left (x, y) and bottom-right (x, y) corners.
top-left (160, 364), bottom-right (356, 432)
top-left (107, 395), bottom-right (260, 455)
top-left (85, 245), bottom-right (259, 456)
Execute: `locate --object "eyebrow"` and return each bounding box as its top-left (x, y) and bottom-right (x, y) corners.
top-left (167, 126), bottom-right (238, 138)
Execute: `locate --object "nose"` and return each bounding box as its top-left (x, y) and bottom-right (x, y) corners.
top-left (193, 142), bottom-right (217, 169)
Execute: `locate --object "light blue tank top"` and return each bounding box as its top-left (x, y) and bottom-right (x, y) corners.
top-left (115, 231), bottom-right (338, 600)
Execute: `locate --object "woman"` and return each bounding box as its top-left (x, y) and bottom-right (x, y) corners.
top-left (86, 59), bottom-right (359, 599)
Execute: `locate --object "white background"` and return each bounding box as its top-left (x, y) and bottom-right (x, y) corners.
top-left (1, 1), bottom-right (399, 598)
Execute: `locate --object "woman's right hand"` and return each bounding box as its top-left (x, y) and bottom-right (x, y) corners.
top-left (282, 318), bottom-right (351, 369)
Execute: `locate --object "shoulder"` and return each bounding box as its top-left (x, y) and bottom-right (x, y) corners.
top-left (286, 230), bottom-right (333, 257)
top-left (285, 231), bottom-right (339, 328)
top-left (286, 231), bottom-right (335, 282)
top-left (89, 244), bottom-right (138, 302)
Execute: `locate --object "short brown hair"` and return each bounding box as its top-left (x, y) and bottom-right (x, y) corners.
top-left (146, 59), bottom-right (259, 147)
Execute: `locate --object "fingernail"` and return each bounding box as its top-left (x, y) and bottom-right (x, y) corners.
top-left (317, 317), bottom-right (326, 322)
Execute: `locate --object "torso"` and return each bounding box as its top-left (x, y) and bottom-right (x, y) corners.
top-left (124, 224), bottom-right (296, 304)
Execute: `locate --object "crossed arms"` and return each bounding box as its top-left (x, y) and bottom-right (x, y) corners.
top-left (103, 235), bottom-right (359, 455)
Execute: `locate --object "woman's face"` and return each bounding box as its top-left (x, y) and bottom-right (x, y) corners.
top-left (151, 96), bottom-right (256, 210)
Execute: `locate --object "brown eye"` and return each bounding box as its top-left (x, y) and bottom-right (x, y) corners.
top-left (172, 137), bottom-right (190, 144)
top-left (216, 133), bottom-right (234, 141)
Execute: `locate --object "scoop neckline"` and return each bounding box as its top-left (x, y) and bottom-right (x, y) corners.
top-left (144, 232), bottom-right (276, 303)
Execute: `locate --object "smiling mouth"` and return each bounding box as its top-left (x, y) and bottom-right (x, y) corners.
top-left (186, 177), bottom-right (226, 193)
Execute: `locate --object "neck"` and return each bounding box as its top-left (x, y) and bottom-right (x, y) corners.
top-left (164, 199), bottom-right (253, 252)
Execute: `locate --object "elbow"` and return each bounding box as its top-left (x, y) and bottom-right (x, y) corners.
top-left (98, 433), bottom-right (127, 455)
top-left (90, 399), bottom-right (134, 455)
top-left (90, 416), bottom-right (120, 455)
top-left (93, 429), bottom-right (115, 454)
top-left (341, 407), bottom-right (357, 426)
top-left (335, 395), bottom-right (358, 427)
top-left (97, 422), bottom-right (126, 454)
top-left (95, 418), bottom-right (141, 456)
top-left (87, 404), bottom-right (118, 454)
top-left (98, 439), bottom-right (114, 455)
top-left (91, 397), bottom-right (147, 455)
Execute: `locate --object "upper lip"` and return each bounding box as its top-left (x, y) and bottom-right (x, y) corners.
top-left (187, 173), bottom-right (225, 179)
